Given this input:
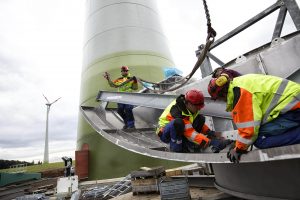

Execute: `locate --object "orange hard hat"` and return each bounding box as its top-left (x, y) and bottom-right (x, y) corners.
top-left (185, 89), bottom-right (204, 109)
top-left (208, 75), bottom-right (229, 100)
top-left (121, 66), bottom-right (129, 71)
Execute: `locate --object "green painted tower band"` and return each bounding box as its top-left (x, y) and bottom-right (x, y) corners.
top-left (77, 0), bottom-right (182, 179)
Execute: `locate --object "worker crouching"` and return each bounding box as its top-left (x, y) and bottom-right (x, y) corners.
top-left (208, 73), bottom-right (300, 163)
top-left (157, 89), bottom-right (231, 153)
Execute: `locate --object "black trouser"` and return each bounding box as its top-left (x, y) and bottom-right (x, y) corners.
top-left (117, 103), bottom-right (135, 127)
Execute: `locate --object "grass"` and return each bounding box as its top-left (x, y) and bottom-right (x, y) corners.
top-left (0, 161), bottom-right (75, 173)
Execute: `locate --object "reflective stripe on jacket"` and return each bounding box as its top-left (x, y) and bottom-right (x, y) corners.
top-left (226, 74), bottom-right (300, 150)
top-left (183, 118), bottom-right (210, 146)
top-left (158, 96), bottom-right (210, 145)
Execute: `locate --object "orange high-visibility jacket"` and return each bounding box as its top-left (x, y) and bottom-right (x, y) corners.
top-left (226, 74), bottom-right (300, 150)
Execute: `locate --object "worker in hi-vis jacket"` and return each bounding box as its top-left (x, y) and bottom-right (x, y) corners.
top-left (104, 66), bottom-right (138, 129)
top-left (157, 89), bottom-right (231, 153)
top-left (208, 73), bottom-right (300, 163)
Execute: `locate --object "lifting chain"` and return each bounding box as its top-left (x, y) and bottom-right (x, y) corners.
top-left (106, 0), bottom-right (216, 93)
top-left (202, 0), bottom-right (216, 40)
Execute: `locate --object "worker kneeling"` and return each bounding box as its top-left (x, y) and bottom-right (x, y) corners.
top-left (157, 89), bottom-right (230, 153)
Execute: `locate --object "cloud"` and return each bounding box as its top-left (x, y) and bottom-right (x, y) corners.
top-left (157, 0), bottom-right (299, 75)
top-left (0, 0), bottom-right (83, 162)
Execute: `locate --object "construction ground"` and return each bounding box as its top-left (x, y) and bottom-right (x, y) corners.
top-left (0, 164), bottom-right (244, 200)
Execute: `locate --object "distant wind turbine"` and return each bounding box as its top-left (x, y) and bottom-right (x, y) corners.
top-left (43, 94), bottom-right (61, 163)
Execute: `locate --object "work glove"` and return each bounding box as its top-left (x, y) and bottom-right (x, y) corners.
top-left (207, 130), bottom-right (222, 139)
top-left (227, 146), bottom-right (247, 163)
top-left (209, 138), bottom-right (232, 153)
top-left (132, 76), bottom-right (138, 83)
top-left (103, 72), bottom-right (110, 80)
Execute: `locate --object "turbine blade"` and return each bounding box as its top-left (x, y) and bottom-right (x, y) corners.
top-left (51, 97), bottom-right (61, 104)
top-left (43, 94), bottom-right (50, 103)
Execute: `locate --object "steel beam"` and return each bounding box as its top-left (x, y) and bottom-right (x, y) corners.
top-left (96, 91), bottom-right (231, 119)
top-left (283, 0), bottom-right (300, 30)
top-left (272, 5), bottom-right (287, 40)
top-left (210, 2), bottom-right (281, 50)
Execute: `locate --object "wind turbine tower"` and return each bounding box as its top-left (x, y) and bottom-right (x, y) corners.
top-left (43, 94), bottom-right (61, 163)
top-left (77, 0), bottom-right (177, 179)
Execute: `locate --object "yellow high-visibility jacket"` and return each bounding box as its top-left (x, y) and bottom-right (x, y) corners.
top-left (226, 74), bottom-right (300, 150)
top-left (158, 95), bottom-right (211, 146)
top-left (110, 74), bottom-right (137, 92)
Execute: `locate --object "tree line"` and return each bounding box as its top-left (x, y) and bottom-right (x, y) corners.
top-left (0, 159), bottom-right (38, 170)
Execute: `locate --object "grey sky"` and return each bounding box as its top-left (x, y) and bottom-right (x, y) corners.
top-left (0, 0), bottom-right (84, 162)
top-left (0, 0), bottom-right (298, 162)
top-left (158, 0), bottom-right (299, 74)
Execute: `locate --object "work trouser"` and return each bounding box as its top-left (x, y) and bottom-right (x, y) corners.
top-left (254, 109), bottom-right (300, 149)
top-left (117, 103), bottom-right (135, 128)
top-left (159, 119), bottom-right (183, 152)
top-left (159, 119), bottom-right (202, 153)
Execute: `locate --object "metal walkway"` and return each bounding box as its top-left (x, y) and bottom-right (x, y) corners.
top-left (80, 105), bottom-right (300, 163)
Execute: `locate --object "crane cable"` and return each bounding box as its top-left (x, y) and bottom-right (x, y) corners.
top-left (105, 0), bottom-right (216, 93)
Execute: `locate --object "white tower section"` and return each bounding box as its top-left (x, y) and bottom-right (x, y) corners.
top-left (43, 95), bottom-right (61, 164)
top-left (82, 0), bottom-right (173, 71)
top-left (77, 0), bottom-right (176, 179)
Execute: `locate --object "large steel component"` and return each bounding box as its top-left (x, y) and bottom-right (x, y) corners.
top-left (80, 105), bottom-right (300, 163)
top-left (213, 159), bottom-right (300, 200)
top-left (209, 0), bottom-right (300, 198)
top-left (80, 31), bottom-right (300, 188)
top-left (77, 0), bottom-right (179, 180)
top-left (79, 0), bottom-right (300, 199)
top-left (82, 32), bottom-right (300, 163)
